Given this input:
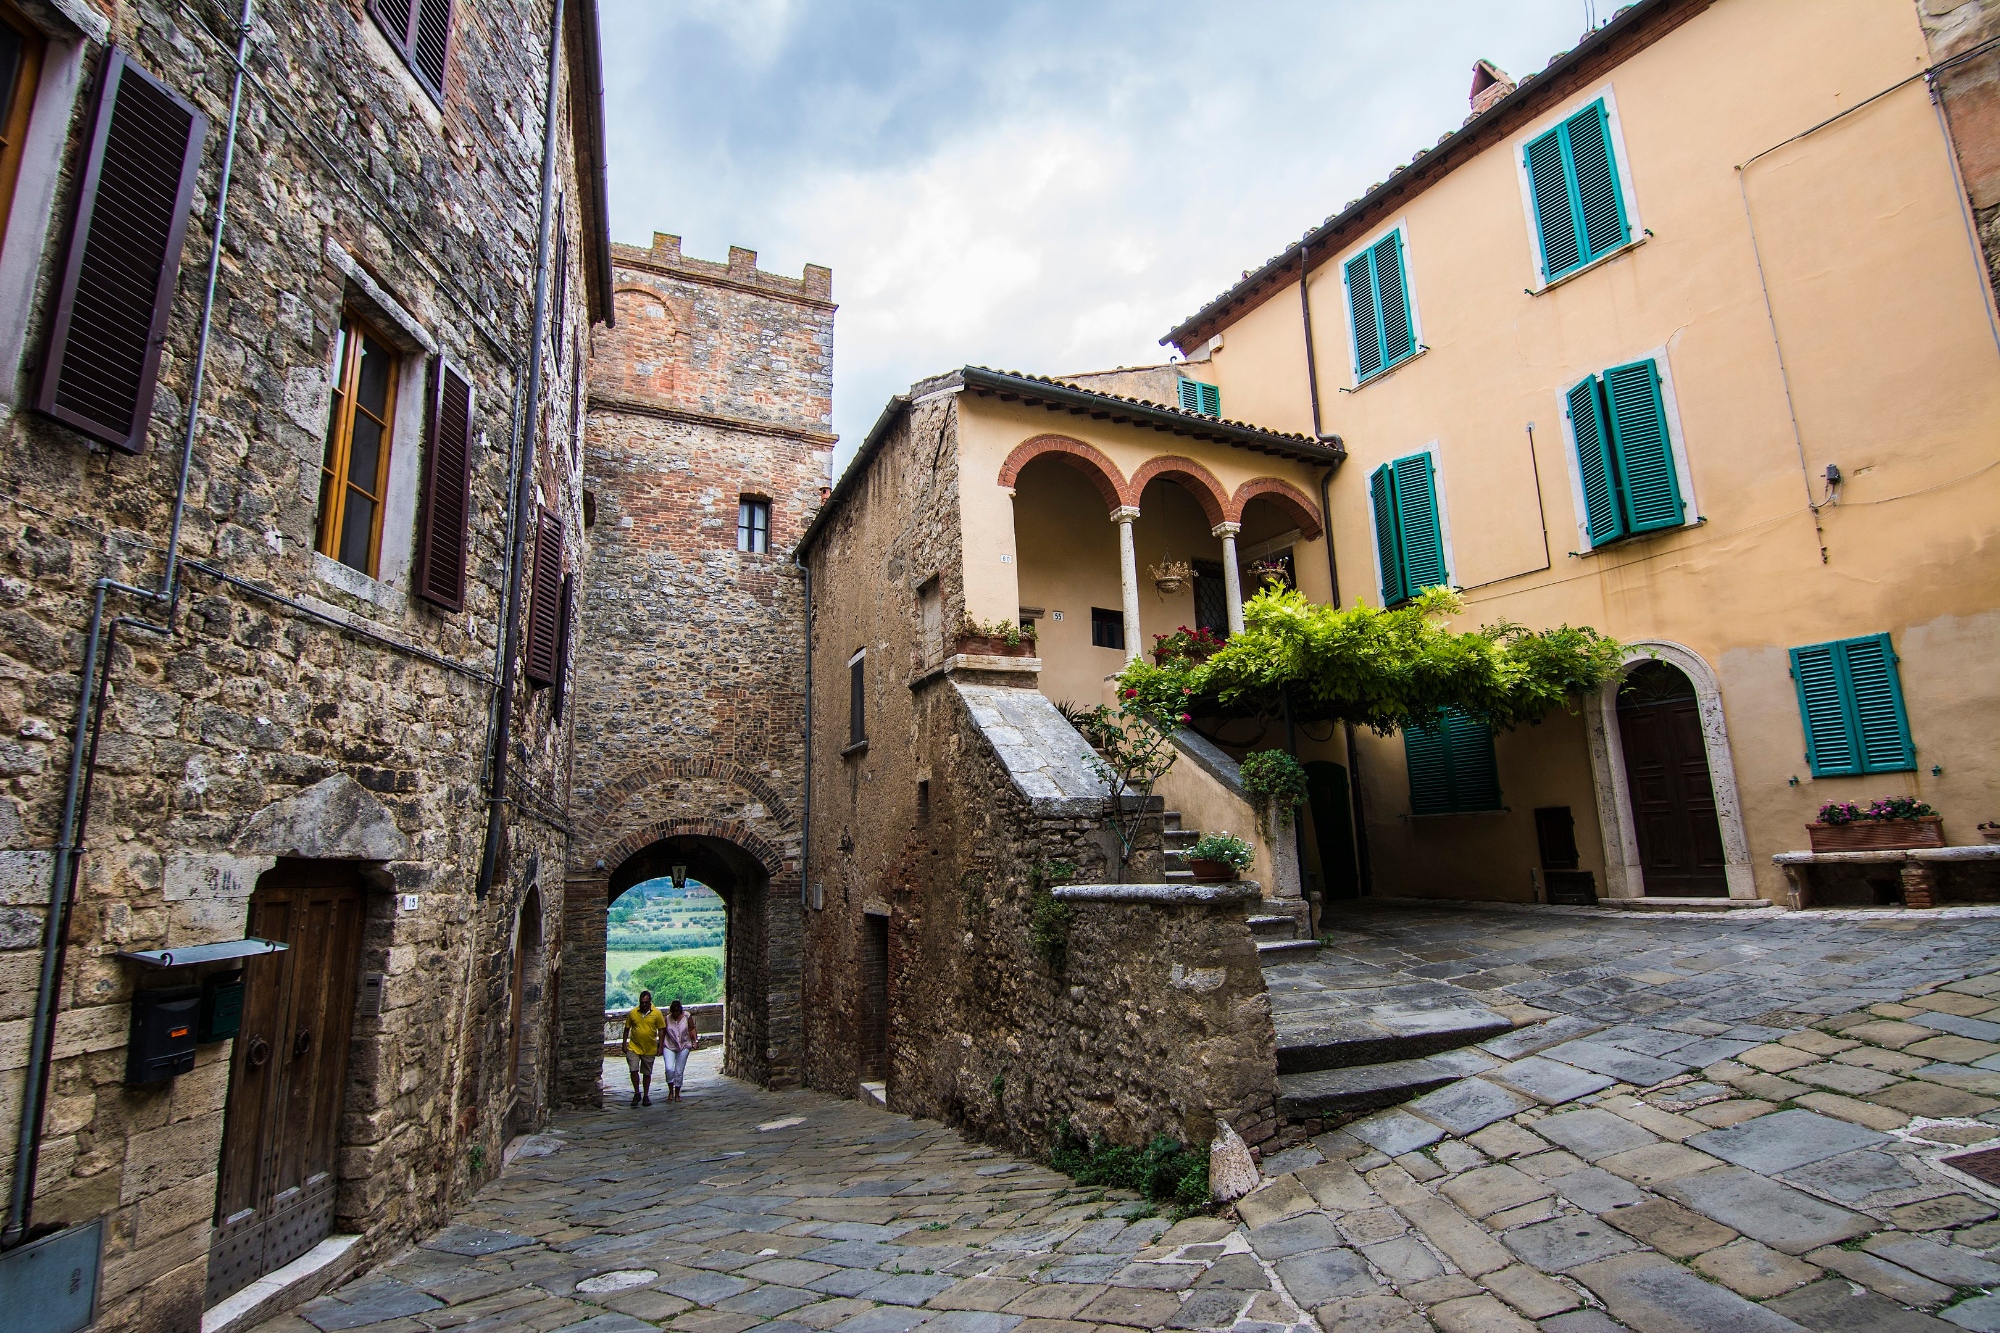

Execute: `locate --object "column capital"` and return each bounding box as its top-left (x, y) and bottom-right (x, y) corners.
top-left (1211, 522), bottom-right (1242, 538)
top-left (1109, 505), bottom-right (1141, 523)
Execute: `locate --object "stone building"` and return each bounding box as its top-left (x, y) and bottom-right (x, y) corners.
top-left (562, 235), bottom-right (833, 1102)
top-left (0, 1), bottom-right (609, 1330)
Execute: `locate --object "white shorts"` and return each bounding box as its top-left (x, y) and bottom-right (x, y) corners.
top-left (625, 1051), bottom-right (655, 1076)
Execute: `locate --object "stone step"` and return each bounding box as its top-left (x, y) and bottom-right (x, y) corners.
top-left (1592, 896), bottom-right (1776, 912)
top-left (1278, 1056), bottom-right (1464, 1118)
top-left (1257, 938), bottom-right (1320, 960)
top-left (1266, 975), bottom-right (1517, 1076)
top-left (1247, 913), bottom-right (1299, 938)
top-left (859, 1081), bottom-right (887, 1109)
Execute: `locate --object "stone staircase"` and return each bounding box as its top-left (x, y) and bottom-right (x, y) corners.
top-left (1161, 809), bottom-right (1317, 960)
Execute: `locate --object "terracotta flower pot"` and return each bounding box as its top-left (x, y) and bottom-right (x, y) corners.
top-left (1187, 859), bottom-right (1238, 883)
top-left (955, 634), bottom-right (1034, 658)
top-left (1807, 816), bottom-right (1944, 852)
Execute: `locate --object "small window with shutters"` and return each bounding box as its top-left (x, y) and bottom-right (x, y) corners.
top-left (524, 506), bottom-right (564, 688)
top-left (1344, 225), bottom-right (1418, 384)
top-left (1790, 634), bottom-right (1915, 777)
top-left (1368, 450), bottom-right (1449, 607)
top-left (1404, 709), bottom-right (1502, 815)
top-left (847, 649), bottom-right (867, 751)
top-left (550, 573), bottom-right (575, 721)
top-left (317, 314), bottom-right (401, 577)
top-left (1176, 378), bottom-right (1220, 418)
top-left (1524, 98), bottom-right (1631, 284)
top-left (36, 49), bottom-right (207, 453)
top-left (413, 358), bottom-right (473, 609)
top-left (0, 4), bottom-right (47, 252)
top-left (369, 0), bottom-right (454, 104)
top-left (1565, 356), bottom-right (1687, 550)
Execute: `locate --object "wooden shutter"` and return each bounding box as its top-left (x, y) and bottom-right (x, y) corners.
top-left (553, 217), bottom-right (569, 356)
top-left (1840, 634), bottom-right (1914, 772)
top-left (549, 573), bottom-right (575, 722)
top-left (1444, 711), bottom-right (1502, 810)
top-left (1567, 376), bottom-right (1624, 545)
top-left (1525, 124), bottom-right (1580, 280)
top-left (1391, 453), bottom-right (1447, 592)
top-left (413, 358), bottom-right (473, 610)
top-left (1369, 464), bottom-right (1405, 606)
top-left (1372, 232), bottom-right (1414, 368)
top-left (1177, 379), bottom-right (1200, 413)
top-left (1603, 358), bottom-right (1683, 534)
top-left (1345, 252), bottom-right (1382, 380)
top-left (1790, 642), bottom-right (1857, 776)
top-left (369, 0), bottom-right (452, 100)
top-left (1404, 720), bottom-right (1453, 815)
top-left (523, 506), bottom-right (563, 687)
top-left (1565, 101), bottom-right (1629, 264)
top-left (1196, 381), bottom-right (1220, 417)
top-left (37, 50), bottom-right (207, 453)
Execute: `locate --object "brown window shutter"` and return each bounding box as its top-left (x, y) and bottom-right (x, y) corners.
top-left (524, 506), bottom-right (563, 687)
top-left (368, 0), bottom-right (452, 100)
top-left (37, 50), bottom-right (207, 454)
top-left (413, 358), bottom-right (473, 610)
top-left (550, 572), bottom-right (575, 722)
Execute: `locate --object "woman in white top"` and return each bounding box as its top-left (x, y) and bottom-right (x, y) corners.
top-left (660, 999), bottom-right (698, 1101)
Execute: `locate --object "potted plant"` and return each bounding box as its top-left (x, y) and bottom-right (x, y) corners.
top-left (1186, 831), bottom-right (1254, 882)
top-left (1808, 797), bottom-right (1944, 852)
top-left (1979, 821), bottom-right (2000, 845)
top-left (1150, 625), bottom-right (1225, 667)
top-left (1246, 559), bottom-right (1291, 589)
top-left (1149, 557), bottom-right (1194, 596)
top-left (954, 615), bottom-right (1037, 658)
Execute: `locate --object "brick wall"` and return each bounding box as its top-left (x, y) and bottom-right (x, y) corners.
top-left (1923, 0), bottom-right (2000, 292)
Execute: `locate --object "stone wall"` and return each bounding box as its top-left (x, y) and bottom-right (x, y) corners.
top-left (0, 2), bottom-right (603, 1329)
top-left (563, 235), bottom-right (833, 1101)
top-left (800, 391), bottom-right (1279, 1162)
top-left (1922, 0), bottom-right (2000, 293)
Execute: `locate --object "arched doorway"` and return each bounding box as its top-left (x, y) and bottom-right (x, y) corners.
top-left (1615, 660), bottom-right (1727, 896)
top-left (605, 833), bottom-right (771, 1084)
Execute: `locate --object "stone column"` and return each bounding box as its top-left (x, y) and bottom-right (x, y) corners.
top-left (1213, 522), bottom-right (1245, 636)
top-left (1113, 505), bottom-right (1142, 663)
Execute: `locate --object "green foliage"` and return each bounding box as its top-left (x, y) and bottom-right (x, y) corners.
top-left (1119, 587), bottom-right (1625, 734)
top-left (990, 1073), bottom-right (1005, 1099)
top-left (1187, 831), bottom-right (1254, 871)
top-left (1239, 751), bottom-right (1309, 811)
top-left (959, 614), bottom-right (1036, 646)
top-left (630, 953), bottom-right (723, 1005)
top-left (467, 1145), bottom-right (485, 1172)
top-left (1028, 861), bottom-right (1076, 975)
top-left (607, 927), bottom-right (724, 952)
top-left (1049, 1122), bottom-right (1210, 1210)
top-left (1078, 695), bottom-right (1183, 868)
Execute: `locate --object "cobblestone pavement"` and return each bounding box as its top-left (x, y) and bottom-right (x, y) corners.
top-left (266, 906), bottom-right (2000, 1333)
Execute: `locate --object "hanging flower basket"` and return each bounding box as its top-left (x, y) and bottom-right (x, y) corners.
top-left (1246, 560), bottom-right (1291, 588)
top-left (1150, 558), bottom-right (1193, 596)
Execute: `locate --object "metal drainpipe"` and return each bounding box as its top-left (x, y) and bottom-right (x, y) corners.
top-left (476, 0), bottom-right (567, 899)
top-left (3, 0), bottom-right (255, 1249)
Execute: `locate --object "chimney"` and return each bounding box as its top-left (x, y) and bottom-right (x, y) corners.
top-left (1468, 60), bottom-right (1516, 119)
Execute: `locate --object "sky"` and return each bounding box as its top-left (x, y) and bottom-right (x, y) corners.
top-left (599, 1), bottom-right (1607, 473)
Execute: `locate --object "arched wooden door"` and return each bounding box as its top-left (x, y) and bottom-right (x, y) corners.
top-left (1616, 662), bottom-right (1727, 896)
top-left (207, 860), bottom-right (366, 1305)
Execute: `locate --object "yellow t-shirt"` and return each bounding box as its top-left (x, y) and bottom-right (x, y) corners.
top-left (624, 1006), bottom-right (667, 1056)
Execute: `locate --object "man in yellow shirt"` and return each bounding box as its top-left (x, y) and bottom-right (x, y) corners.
top-left (622, 990), bottom-right (667, 1106)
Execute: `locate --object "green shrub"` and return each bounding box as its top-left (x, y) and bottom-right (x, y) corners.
top-left (1049, 1122), bottom-right (1209, 1210)
top-left (1028, 861), bottom-right (1076, 975)
top-left (1187, 831), bottom-right (1254, 871)
top-left (630, 953), bottom-right (723, 1005)
top-left (1240, 750), bottom-right (1309, 813)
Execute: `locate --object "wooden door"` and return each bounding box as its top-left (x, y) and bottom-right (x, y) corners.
top-left (1616, 663), bottom-right (1727, 896)
top-left (207, 861), bottom-right (366, 1306)
top-left (859, 913), bottom-right (889, 1083)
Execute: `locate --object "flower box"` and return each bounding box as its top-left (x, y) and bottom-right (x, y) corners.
top-left (1807, 816), bottom-right (1944, 852)
top-left (1187, 858), bottom-right (1238, 883)
top-left (954, 633), bottom-right (1034, 658)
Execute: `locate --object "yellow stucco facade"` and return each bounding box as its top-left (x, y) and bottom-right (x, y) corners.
top-left (1171, 0), bottom-right (2000, 904)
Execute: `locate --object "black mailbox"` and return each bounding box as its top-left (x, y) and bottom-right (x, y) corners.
top-left (125, 987), bottom-right (199, 1084)
top-left (199, 970), bottom-right (245, 1043)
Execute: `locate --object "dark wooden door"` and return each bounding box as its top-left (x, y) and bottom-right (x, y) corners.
top-left (1617, 663), bottom-right (1727, 896)
top-left (207, 861), bottom-right (366, 1305)
top-left (859, 913), bottom-right (889, 1083)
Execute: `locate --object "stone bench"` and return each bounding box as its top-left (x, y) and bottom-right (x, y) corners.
top-left (1772, 845), bottom-right (2000, 909)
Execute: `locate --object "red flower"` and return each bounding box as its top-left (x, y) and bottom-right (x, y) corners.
top-left (1124, 688), bottom-right (1137, 698)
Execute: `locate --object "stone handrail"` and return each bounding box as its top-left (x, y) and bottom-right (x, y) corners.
top-left (1054, 880), bottom-right (1262, 905)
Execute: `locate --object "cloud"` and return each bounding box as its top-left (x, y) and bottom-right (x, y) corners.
top-left (599, 0), bottom-right (1599, 472)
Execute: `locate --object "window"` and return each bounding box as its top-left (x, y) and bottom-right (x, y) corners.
top-left (524, 507), bottom-right (565, 687)
top-left (1345, 228), bottom-right (1416, 381)
top-left (318, 315), bottom-right (400, 575)
top-left (1090, 607), bottom-right (1125, 651)
top-left (1177, 379), bottom-right (1220, 417)
top-left (413, 359), bottom-right (473, 609)
top-left (918, 579), bottom-right (942, 664)
top-left (368, 0), bottom-right (454, 103)
top-left (1524, 99), bottom-right (1630, 283)
top-left (1566, 358), bottom-right (1684, 547)
top-left (848, 650), bottom-right (867, 750)
top-left (1368, 452), bottom-right (1447, 607)
top-left (552, 201), bottom-right (569, 356)
top-left (36, 50), bottom-right (206, 453)
top-left (0, 4), bottom-right (46, 249)
top-left (1192, 560), bottom-right (1227, 635)
top-left (1790, 634), bottom-right (1915, 777)
top-left (738, 496), bottom-right (771, 553)
top-left (550, 573), bottom-right (575, 720)
top-left (1405, 709), bottom-right (1501, 814)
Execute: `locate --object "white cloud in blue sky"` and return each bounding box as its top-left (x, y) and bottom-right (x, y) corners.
top-left (599, 0), bottom-right (1602, 470)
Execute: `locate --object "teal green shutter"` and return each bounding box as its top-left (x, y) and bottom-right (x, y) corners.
top-left (1602, 359), bottom-right (1683, 534)
top-left (1346, 253), bottom-right (1382, 379)
top-left (1391, 453), bottom-right (1447, 592)
top-left (1370, 464), bottom-right (1406, 606)
top-left (1526, 125), bottom-right (1581, 279)
top-left (1197, 381), bottom-right (1220, 417)
top-left (1841, 634), bottom-right (1915, 772)
top-left (1567, 376), bottom-right (1625, 544)
top-left (1404, 721), bottom-right (1453, 815)
top-left (1791, 642), bottom-right (1858, 776)
top-left (1372, 232), bottom-right (1415, 369)
top-left (1565, 101), bottom-right (1629, 262)
top-left (1177, 379), bottom-right (1200, 413)
top-left (1405, 708), bottom-right (1500, 813)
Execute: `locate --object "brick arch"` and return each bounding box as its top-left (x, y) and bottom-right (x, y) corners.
top-left (1228, 477), bottom-right (1324, 540)
top-left (575, 756), bottom-right (798, 867)
top-left (602, 817), bottom-right (792, 891)
top-left (1130, 455), bottom-right (1229, 528)
top-left (997, 434), bottom-right (1132, 512)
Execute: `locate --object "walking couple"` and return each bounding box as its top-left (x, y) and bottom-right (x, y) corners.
top-left (622, 990), bottom-right (697, 1106)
